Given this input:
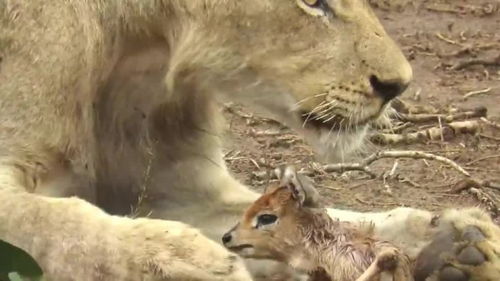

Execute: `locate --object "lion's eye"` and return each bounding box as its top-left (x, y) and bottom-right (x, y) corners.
top-left (302, 0), bottom-right (321, 8)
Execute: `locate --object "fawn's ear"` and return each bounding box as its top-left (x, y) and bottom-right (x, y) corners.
top-left (274, 165), bottom-right (322, 208)
top-left (274, 165), bottom-right (321, 207)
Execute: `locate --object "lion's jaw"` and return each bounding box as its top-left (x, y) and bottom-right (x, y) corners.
top-left (179, 0), bottom-right (412, 162)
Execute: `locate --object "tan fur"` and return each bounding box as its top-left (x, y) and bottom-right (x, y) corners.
top-left (0, 0), bottom-right (412, 279)
top-left (223, 178), bottom-right (413, 281)
top-left (327, 207), bottom-right (500, 281)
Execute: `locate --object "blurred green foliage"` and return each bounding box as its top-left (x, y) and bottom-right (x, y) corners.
top-left (0, 240), bottom-right (44, 281)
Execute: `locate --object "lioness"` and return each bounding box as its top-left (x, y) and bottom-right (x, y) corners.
top-left (3, 0), bottom-right (491, 280)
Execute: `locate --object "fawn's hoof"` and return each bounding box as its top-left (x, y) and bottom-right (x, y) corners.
top-left (376, 248), bottom-right (399, 271)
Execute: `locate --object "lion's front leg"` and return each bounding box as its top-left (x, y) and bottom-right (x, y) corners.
top-left (0, 189), bottom-right (253, 281)
top-left (121, 217), bottom-right (254, 281)
top-left (142, 158), bottom-right (261, 240)
top-left (143, 160), bottom-right (309, 280)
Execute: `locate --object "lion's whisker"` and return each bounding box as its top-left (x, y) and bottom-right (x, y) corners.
top-left (293, 93), bottom-right (329, 108)
top-left (323, 114), bottom-right (337, 123)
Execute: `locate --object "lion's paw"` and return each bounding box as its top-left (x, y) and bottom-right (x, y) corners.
top-left (414, 223), bottom-right (500, 281)
top-left (122, 219), bottom-right (253, 281)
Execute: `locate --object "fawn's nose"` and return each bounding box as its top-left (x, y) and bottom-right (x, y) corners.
top-left (370, 75), bottom-right (409, 102)
top-left (222, 232), bottom-right (232, 244)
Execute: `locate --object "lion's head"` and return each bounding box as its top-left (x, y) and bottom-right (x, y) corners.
top-left (170, 0), bottom-right (412, 161)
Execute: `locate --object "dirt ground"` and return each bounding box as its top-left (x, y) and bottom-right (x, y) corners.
top-left (222, 0), bottom-right (500, 223)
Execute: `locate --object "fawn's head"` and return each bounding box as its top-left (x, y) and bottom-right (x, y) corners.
top-left (222, 166), bottom-right (321, 260)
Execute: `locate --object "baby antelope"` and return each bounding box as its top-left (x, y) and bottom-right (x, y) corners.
top-left (223, 166), bottom-right (413, 281)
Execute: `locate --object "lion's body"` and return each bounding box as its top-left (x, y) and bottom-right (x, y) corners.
top-left (1, 2), bottom-right (261, 280)
top-left (3, 1), bottom-right (495, 281)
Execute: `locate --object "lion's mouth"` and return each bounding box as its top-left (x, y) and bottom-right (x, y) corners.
top-left (299, 111), bottom-right (368, 131)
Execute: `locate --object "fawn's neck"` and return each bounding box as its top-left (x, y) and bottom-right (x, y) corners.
top-left (295, 208), bottom-right (375, 279)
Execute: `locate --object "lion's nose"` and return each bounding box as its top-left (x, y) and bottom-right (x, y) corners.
top-left (222, 232), bottom-right (232, 244)
top-left (370, 75), bottom-right (409, 102)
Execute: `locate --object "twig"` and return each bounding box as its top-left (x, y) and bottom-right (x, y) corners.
top-left (445, 179), bottom-right (500, 218)
top-left (390, 98), bottom-right (439, 115)
top-left (480, 134), bottom-right (500, 141)
top-left (466, 154), bottom-right (500, 166)
top-left (399, 177), bottom-right (421, 188)
top-left (452, 178), bottom-right (500, 193)
top-left (438, 116), bottom-right (444, 142)
top-left (381, 122), bottom-right (413, 134)
top-left (481, 117), bottom-right (500, 130)
top-left (364, 151), bottom-right (470, 177)
top-left (463, 88), bottom-right (492, 100)
top-left (426, 4), bottom-right (461, 14)
top-left (303, 150), bottom-right (470, 178)
top-left (396, 107), bottom-right (487, 123)
top-left (316, 184), bottom-right (342, 191)
top-left (468, 188), bottom-right (500, 217)
top-left (413, 88), bottom-right (422, 101)
top-left (389, 160), bottom-right (399, 177)
top-left (371, 120), bottom-right (482, 145)
top-left (224, 103), bottom-right (281, 125)
top-left (451, 54), bottom-right (500, 70)
top-left (435, 32), bottom-right (460, 45)
top-left (320, 162), bottom-right (378, 178)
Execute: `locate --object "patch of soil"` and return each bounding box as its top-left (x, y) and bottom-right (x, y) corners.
top-left (223, 0), bottom-right (500, 222)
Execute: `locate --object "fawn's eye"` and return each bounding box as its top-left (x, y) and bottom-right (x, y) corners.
top-left (257, 214), bottom-right (278, 227)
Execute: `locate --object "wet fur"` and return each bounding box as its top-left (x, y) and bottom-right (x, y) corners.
top-left (290, 207), bottom-right (410, 280)
top-left (225, 178), bottom-right (413, 281)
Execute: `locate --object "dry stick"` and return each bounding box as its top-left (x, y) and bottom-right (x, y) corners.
top-left (468, 188), bottom-right (500, 217)
top-left (224, 103), bottom-right (281, 125)
top-left (451, 179), bottom-right (500, 217)
top-left (466, 154), bottom-right (500, 166)
top-left (451, 54), bottom-right (500, 70)
top-left (426, 5), bottom-right (461, 14)
top-left (301, 150), bottom-right (470, 178)
top-left (371, 120), bottom-right (482, 145)
top-left (396, 106), bottom-right (487, 123)
top-left (439, 43), bottom-right (500, 58)
top-left (481, 117), bottom-right (500, 130)
top-left (297, 150), bottom-right (499, 215)
top-left (309, 152), bottom-right (500, 216)
top-left (480, 134), bottom-right (500, 142)
top-left (390, 98), bottom-right (439, 115)
top-left (381, 122), bottom-right (413, 134)
top-left (453, 178), bottom-right (500, 193)
top-left (435, 32), bottom-right (461, 45)
top-left (469, 187), bottom-right (500, 217)
top-left (463, 88), bottom-right (492, 100)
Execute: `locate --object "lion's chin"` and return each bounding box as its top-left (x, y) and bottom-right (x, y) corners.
top-left (256, 109), bottom-right (371, 163)
top-left (300, 124), bottom-right (369, 163)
